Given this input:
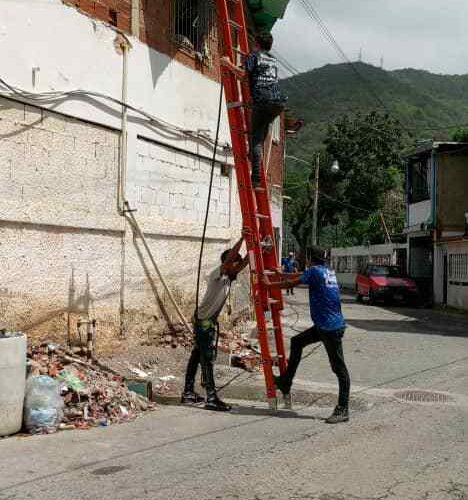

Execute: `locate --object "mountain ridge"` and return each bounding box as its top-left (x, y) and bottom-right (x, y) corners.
top-left (281, 62), bottom-right (468, 152)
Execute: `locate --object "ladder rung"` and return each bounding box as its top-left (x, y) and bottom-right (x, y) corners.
top-left (256, 213), bottom-right (269, 219)
top-left (228, 19), bottom-right (243, 31)
top-left (232, 46), bottom-right (247, 57)
top-left (227, 101), bottom-right (245, 109)
top-left (254, 186), bottom-right (266, 192)
top-left (263, 270), bottom-right (277, 275)
top-left (261, 354), bottom-right (284, 365)
top-left (268, 298), bottom-right (280, 305)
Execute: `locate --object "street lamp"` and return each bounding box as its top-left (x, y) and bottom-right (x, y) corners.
top-left (285, 154), bottom-right (339, 246)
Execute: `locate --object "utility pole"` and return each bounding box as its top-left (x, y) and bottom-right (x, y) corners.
top-left (312, 152), bottom-right (320, 246)
top-left (285, 154), bottom-right (339, 248)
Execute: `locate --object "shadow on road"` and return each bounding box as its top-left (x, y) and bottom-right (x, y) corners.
top-left (231, 405), bottom-right (325, 420)
top-left (347, 305), bottom-right (468, 338)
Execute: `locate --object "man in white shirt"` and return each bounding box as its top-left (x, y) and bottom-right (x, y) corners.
top-left (182, 235), bottom-right (248, 411)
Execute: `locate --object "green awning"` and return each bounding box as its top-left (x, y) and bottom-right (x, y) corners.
top-left (246, 0), bottom-right (290, 32)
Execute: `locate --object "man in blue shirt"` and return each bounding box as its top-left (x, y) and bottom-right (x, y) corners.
top-left (264, 246), bottom-right (350, 423)
top-left (282, 252), bottom-right (298, 295)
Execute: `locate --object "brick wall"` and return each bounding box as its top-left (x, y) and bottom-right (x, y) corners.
top-left (63, 0), bottom-right (132, 32)
top-left (63, 0), bottom-right (221, 81)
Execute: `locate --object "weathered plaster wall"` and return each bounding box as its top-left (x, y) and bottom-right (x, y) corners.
top-left (0, 97), bottom-right (247, 351)
top-left (0, 1), bottom-right (283, 348)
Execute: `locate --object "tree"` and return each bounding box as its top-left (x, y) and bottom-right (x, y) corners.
top-left (283, 111), bottom-right (405, 252)
top-left (451, 128), bottom-right (468, 142)
top-left (323, 111), bottom-right (404, 218)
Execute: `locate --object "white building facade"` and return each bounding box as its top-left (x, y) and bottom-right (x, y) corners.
top-left (0, 1), bottom-right (284, 349)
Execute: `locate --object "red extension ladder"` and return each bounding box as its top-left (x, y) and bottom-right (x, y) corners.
top-left (216, 0), bottom-right (289, 409)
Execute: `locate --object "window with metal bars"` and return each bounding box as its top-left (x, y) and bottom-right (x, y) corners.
top-left (449, 253), bottom-right (468, 282)
top-left (171, 0), bottom-right (217, 62)
top-left (409, 158), bottom-right (431, 203)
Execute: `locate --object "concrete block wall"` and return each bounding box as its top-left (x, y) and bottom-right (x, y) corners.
top-left (0, 97), bottom-right (248, 353)
top-left (0, 97), bottom-right (121, 231)
top-left (130, 138), bottom-right (230, 230)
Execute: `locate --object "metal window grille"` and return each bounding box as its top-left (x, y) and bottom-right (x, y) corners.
top-left (371, 254), bottom-right (391, 265)
top-left (356, 255), bottom-right (369, 273)
top-left (171, 0), bottom-right (217, 62)
top-left (449, 253), bottom-right (468, 282)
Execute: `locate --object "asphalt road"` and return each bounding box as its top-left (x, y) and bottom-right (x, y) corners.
top-left (1, 292), bottom-right (467, 500)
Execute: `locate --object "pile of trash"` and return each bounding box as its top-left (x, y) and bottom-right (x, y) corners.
top-left (26, 344), bottom-right (154, 433)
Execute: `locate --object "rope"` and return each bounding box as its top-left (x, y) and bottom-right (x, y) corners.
top-left (195, 83), bottom-right (225, 319)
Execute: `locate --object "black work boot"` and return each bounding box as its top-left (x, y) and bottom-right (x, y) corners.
top-left (205, 396), bottom-right (232, 412)
top-left (325, 406), bottom-right (349, 424)
top-left (201, 357), bottom-right (232, 412)
top-left (180, 391), bottom-right (205, 404)
top-left (274, 375), bottom-right (291, 396)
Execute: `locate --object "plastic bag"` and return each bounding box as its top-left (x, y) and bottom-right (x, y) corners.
top-left (57, 369), bottom-right (87, 394)
top-left (24, 375), bottom-right (63, 434)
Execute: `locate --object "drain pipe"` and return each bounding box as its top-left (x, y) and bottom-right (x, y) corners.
top-left (116, 34), bottom-right (131, 212)
top-left (114, 34), bottom-right (192, 335)
top-left (116, 34), bottom-right (131, 336)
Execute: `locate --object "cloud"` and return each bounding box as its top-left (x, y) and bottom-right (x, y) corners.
top-left (272, 0), bottom-right (468, 75)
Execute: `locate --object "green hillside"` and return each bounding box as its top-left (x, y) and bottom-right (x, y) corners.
top-left (281, 62), bottom-right (468, 155)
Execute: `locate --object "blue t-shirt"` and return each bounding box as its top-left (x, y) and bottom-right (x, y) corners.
top-left (300, 265), bottom-right (346, 332)
top-left (282, 257), bottom-right (297, 273)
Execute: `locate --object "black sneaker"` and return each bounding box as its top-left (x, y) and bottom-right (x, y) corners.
top-left (205, 397), bottom-right (232, 412)
top-left (181, 391), bottom-right (205, 404)
top-left (274, 375), bottom-right (291, 396)
top-left (325, 406), bottom-right (349, 424)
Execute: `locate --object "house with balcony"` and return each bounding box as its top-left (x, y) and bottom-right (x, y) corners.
top-left (405, 141), bottom-right (468, 307)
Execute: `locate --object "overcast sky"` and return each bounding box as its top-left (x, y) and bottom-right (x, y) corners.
top-left (272, 0), bottom-right (468, 76)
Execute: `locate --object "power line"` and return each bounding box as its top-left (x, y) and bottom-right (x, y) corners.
top-left (297, 0), bottom-right (394, 116)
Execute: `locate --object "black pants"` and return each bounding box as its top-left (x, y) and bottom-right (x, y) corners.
top-left (251, 102), bottom-right (284, 182)
top-left (283, 326), bottom-right (350, 409)
top-left (183, 321), bottom-right (217, 401)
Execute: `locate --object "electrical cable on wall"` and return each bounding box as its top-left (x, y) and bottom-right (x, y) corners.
top-left (195, 83), bottom-right (225, 317)
top-left (0, 76), bottom-right (228, 150)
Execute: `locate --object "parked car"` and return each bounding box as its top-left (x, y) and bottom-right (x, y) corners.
top-left (356, 264), bottom-right (419, 305)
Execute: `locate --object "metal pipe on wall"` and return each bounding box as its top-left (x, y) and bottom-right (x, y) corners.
top-left (114, 34), bottom-right (192, 335)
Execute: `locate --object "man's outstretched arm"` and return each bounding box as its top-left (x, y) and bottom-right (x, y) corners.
top-left (220, 234), bottom-right (245, 274)
top-left (262, 273), bottom-right (302, 290)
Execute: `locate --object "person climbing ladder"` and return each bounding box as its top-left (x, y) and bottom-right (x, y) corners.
top-left (221, 32), bottom-right (287, 187)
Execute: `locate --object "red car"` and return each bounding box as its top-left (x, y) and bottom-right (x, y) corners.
top-left (356, 264), bottom-right (419, 305)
